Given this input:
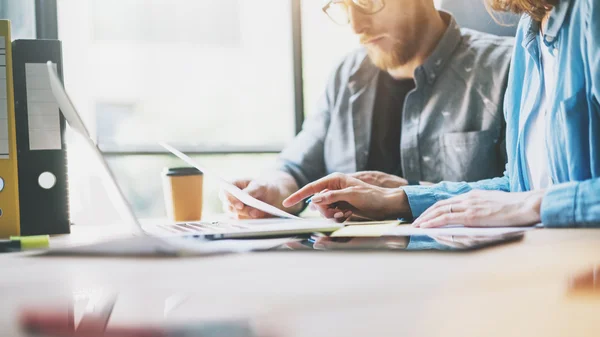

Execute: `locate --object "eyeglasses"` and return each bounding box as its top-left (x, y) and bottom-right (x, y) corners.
top-left (322, 0), bottom-right (385, 25)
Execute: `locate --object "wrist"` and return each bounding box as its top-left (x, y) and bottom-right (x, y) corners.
top-left (277, 184), bottom-right (304, 215)
top-left (382, 188), bottom-right (411, 219)
top-left (525, 189), bottom-right (546, 222)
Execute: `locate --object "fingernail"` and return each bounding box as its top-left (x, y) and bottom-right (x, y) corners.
top-left (236, 203), bottom-right (244, 210)
top-left (250, 210), bottom-right (260, 218)
top-left (334, 212), bottom-right (344, 219)
top-left (412, 223), bottom-right (420, 228)
top-left (312, 195), bottom-right (323, 203)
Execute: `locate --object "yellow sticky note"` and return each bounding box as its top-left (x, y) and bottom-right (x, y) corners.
top-left (343, 220), bottom-right (401, 226)
top-left (331, 223), bottom-right (399, 238)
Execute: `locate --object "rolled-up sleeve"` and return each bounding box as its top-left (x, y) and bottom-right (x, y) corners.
top-left (403, 174), bottom-right (511, 218)
top-left (541, 179), bottom-right (600, 228)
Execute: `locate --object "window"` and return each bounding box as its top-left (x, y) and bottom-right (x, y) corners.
top-left (59, 0), bottom-right (295, 152)
top-left (56, 0), bottom-right (302, 223)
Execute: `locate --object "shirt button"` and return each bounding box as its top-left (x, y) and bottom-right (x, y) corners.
top-left (442, 111), bottom-right (451, 117)
top-left (423, 156), bottom-right (432, 162)
top-left (435, 59), bottom-right (442, 67)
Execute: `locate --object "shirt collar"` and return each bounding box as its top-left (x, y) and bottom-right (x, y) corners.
top-left (349, 11), bottom-right (462, 90)
top-left (524, 0), bottom-right (570, 48)
top-left (420, 11), bottom-right (462, 85)
top-left (544, 0), bottom-right (570, 45)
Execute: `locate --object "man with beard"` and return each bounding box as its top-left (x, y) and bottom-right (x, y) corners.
top-left (221, 0), bottom-right (513, 219)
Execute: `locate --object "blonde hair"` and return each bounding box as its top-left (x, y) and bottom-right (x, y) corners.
top-left (486, 0), bottom-right (557, 22)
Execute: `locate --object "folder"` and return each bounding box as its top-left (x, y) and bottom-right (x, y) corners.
top-left (12, 39), bottom-right (70, 235)
top-left (0, 20), bottom-right (22, 238)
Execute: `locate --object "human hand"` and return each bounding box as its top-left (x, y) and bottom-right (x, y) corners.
top-left (283, 173), bottom-right (410, 222)
top-left (349, 171), bottom-right (409, 188)
top-left (412, 190), bottom-right (545, 228)
top-left (220, 179), bottom-right (287, 219)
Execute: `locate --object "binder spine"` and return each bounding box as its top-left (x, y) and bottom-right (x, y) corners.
top-left (0, 21), bottom-right (21, 238)
top-left (13, 39), bottom-right (70, 235)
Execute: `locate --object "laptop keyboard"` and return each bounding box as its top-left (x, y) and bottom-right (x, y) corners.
top-left (156, 221), bottom-right (251, 234)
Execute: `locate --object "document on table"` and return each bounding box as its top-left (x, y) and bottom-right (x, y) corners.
top-left (160, 142), bottom-right (300, 219)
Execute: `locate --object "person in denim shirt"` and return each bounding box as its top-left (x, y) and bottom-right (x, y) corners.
top-left (284, 0), bottom-right (600, 228)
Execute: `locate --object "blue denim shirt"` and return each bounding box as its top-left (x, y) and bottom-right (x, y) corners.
top-left (403, 0), bottom-right (600, 227)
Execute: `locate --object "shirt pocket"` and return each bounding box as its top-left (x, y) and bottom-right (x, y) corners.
top-left (441, 129), bottom-right (501, 182)
top-left (550, 89), bottom-right (591, 179)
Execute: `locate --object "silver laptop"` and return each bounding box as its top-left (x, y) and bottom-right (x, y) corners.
top-left (46, 62), bottom-right (343, 240)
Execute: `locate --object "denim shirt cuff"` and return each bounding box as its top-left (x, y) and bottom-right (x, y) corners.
top-left (402, 186), bottom-right (439, 218)
top-left (541, 181), bottom-right (578, 227)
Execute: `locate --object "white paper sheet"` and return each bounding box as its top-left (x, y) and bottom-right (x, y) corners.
top-left (160, 142), bottom-right (301, 219)
top-left (385, 225), bottom-right (535, 237)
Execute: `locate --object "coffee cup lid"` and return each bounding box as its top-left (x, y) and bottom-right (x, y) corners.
top-left (163, 167), bottom-right (203, 176)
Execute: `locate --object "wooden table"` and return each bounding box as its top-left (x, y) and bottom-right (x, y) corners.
top-left (0, 226), bottom-right (599, 337)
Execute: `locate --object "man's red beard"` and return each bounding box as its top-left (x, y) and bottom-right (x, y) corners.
top-left (360, 35), bottom-right (415, 70)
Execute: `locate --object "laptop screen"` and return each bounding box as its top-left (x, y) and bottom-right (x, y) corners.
top-left (46, 61), bottom-right (144, 234)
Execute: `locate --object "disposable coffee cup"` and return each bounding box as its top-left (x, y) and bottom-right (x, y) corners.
top-left (162, 167), bottom-right (203, 222)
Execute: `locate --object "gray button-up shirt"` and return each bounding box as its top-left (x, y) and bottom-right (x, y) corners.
top-left (278, 12), bottom-right (514, 188)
